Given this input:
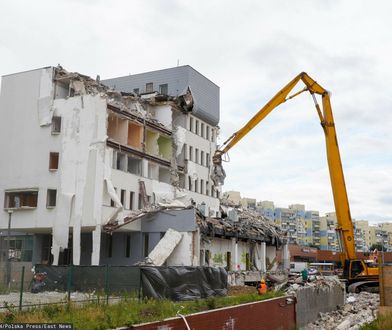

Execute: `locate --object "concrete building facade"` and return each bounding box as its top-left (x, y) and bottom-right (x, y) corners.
top-left (0, 65), bottom-right (221, 267)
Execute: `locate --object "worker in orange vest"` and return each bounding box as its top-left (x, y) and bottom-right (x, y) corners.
top-left (257, 279), bottom-right (268, 295)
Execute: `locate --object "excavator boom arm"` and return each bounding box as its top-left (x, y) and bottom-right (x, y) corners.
top-left (212, 72), bottom-right (356, 261)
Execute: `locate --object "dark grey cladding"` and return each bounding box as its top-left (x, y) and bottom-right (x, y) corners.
top-left (102, 65), bottom-right (220, 126)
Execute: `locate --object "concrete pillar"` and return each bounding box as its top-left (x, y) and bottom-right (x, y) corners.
top-left (232, 237), bottom-right (238, 271)
top-left (73, 221), bottom-right (81, 265)
top-left (260, 242), bottom-right (266, 273)
top-left (91, 225), bottom-right (101, 265)
top-left (51, 242), bottom-right (60, 266)
top-left (282, 242), bottom-right (290, 271)
top-left (193, 228), bottom-right (200, 266)
top-left (142, 159), bottom-right (149, 178)
top-left (32, 234), bottom-right (43, 265)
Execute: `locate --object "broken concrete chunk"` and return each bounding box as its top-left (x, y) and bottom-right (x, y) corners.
top-left (145, 228), bottom-right (183, 266)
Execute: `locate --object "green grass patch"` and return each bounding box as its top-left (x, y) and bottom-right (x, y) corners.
top-left (0, 291), bottom-right (283, 330)
top-left (360, 313), bottom-right (392, 330)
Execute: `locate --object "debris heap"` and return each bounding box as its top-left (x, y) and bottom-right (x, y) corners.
top-left (197, 205), bottom-right (284, 246)
top-left (305, 292), bottom-right (379, 330)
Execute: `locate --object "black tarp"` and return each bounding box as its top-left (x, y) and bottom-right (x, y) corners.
top-left (34, 265), bottom-right (227, 300)
top-left (141, 266), bottom-right (227, 301)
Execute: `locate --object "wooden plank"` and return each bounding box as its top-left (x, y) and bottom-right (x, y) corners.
top-left (378, 306), bottom-right (392, 317)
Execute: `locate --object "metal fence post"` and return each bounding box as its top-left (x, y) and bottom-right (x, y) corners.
top-left (105, 264), bottom-right (109, 304)
top-left (67, 265), bottom-right (73, 305)
top-left (138, 266), bottom-right (142, 301)
top-left (19, 266), bottom-right (25, 311)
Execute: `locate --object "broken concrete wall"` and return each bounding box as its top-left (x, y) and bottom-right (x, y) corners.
top-left (53, 94), bottom-right (107, 265)
top-left (148, 104), bottom-right (172, 129)
top-left (295, 279), bottom-right (345, 328)
top-left (165, 231), bottom-right (196, 266)
top-left (201, 237), bottom-right (255, 270)
top-left (147, 228), bottom-right (183, 266)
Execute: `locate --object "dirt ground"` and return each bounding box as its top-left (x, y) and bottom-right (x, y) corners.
top-left (227, 285), bottom-right (257, 296)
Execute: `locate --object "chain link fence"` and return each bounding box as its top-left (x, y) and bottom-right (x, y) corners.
top-left (0, 264), bottom-right (227, 311)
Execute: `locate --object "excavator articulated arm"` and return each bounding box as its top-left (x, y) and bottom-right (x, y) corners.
top-left (212, 72), bottom-right (356, 262)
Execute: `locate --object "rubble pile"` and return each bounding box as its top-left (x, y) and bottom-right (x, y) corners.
top-left (54, 66), bottom-right (185, 132)
top-left (197, 205), bottom-right (284, 246)
top-left (305, 292), bottom-right (379, 330)
top-left (284, 274), bottom-right (343, 295)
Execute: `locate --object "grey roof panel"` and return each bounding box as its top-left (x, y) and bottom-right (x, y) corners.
top-left (102, 65), bottom-right (219, 126)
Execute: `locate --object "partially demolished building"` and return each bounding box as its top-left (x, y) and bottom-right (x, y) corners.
top-left (0, 65), bottom-right (284, 270)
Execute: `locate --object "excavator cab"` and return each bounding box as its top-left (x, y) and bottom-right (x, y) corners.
top-left (344, 259), bottom-right (379, 292)
top-left (350, 260), bottom-right (365, 278)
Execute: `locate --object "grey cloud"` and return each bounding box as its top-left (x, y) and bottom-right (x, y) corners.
top-left (248, 32), bottom-right (374, 81)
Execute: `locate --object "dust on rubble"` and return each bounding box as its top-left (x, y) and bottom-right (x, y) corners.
top-left (305, 292), bottom-right (379, 330)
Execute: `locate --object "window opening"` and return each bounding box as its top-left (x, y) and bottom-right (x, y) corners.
top-left (159, 84), bottom-right (168, 95)
top-left (226, 251), bottom-right (232, 271)
top-left (4, 190), bottom-right (38, 209)
top-left (189, 117), bottom-right (193, 132)
top-left (205, 250), bottom-right (211, 266)
top-left (121, 189), bottom-right (126, 207)
top-left (143, 233), bottom-right (149, 257)
top-left (189, 146), bottom-right (193, 161)
top-left (146, 82), bottom-right (153, 93)
top-left (129, 191), bottom-right (134, 210)
top-left (49, 152), bottom-right (59, 170)
top-left (125, 234), bottom-right (131, 258)
top-left (46, 189), bottom-right (57, 208)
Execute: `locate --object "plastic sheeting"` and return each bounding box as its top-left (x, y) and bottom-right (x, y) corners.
top-left (33, 265), bottom-right (227, 301)
top-left (141, 266), bottom-right (227, 301)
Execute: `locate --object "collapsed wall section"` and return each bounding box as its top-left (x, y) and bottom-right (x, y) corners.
top-left (293, 279), bottom-right (345, 328)
top-left (53, 94), bottom-right (107, 265)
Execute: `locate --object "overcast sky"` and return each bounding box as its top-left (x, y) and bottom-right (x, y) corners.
top-left (1, 1), bottom-right (391, 222)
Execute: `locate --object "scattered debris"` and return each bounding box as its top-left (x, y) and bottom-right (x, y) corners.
top-left (305, 292), bottom-right (379, 330)
top-left (285, 275), bottom-right (344, 295)
top-left (198, 206), bottom-right (284, 246)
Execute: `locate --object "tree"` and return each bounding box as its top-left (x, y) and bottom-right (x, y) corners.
top-left (369, 243), bottom-right (386, 252)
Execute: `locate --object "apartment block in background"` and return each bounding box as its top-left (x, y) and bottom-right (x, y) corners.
top-left (256, 201), bottom-right (275, 221)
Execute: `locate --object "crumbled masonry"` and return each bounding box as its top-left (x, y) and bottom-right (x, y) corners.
top-left (54, 65), bottom-right (192, 132)
top-left (197, 208), bottom-right (284, 245)
top-left (103, 203), bottom-right (284, 247)
top-left (305, 292), bottom-right (379, 330)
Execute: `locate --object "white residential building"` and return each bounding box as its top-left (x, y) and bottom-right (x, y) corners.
top-left (0, 65), bottom-right (221, 267)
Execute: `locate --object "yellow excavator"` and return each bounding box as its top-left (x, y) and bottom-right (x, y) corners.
top-left (212, 72), bottom-right (379, 292)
